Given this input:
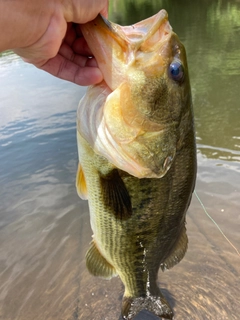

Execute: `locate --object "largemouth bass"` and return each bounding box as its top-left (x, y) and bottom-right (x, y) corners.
top-left (76, 10), bottom-right (196, 320)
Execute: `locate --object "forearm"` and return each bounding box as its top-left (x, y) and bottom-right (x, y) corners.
top-left (0, 0), bottom-right (57, 52)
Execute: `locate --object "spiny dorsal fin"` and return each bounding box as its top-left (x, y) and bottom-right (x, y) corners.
top-left (86, 240), bottom-right (117, 279)
top-left (76, 163), bottom-right (88, 200)
top-left (160, 226), bottom-right (188, 271)
top-left (100, 169), bottom-right (132, 220)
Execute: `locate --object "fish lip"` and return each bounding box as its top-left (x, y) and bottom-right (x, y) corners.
top-left (92, 14), bottom-right (115, 34)
top-left (87, 9), bottom-right (172, 49)
top-left (99, 14), bottom-right (113, 31)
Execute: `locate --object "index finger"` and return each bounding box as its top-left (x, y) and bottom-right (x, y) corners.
top-left (40, 53), bottom-right (103, 86)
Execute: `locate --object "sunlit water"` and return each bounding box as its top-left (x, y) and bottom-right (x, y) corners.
top-left (0, 1), bottom-right (239, 319)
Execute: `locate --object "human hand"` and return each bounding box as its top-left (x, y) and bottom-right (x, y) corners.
top-left (21, 22), bottom-right (106, 86)
top-left (2, 0), bottom-right (108, 86)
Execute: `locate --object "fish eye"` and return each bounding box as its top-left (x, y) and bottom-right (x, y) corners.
top-left (169, 60), bottom-right (184, 82)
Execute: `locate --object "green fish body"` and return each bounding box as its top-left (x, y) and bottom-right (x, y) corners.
top-left (76, 10), bottom-right (197, 320)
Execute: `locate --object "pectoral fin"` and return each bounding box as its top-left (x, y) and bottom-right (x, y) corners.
top-left (100, 169), bottom-right (132, 220)
top-left (86, 240), bottom-right (117, 279)
top-left (76, 163), bottom-right (88, 200)
top-left (160, 226), bottom-right (188, 271)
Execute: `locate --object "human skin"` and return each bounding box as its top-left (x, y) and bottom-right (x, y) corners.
top-left (0, 0), bottom-right (108, 85)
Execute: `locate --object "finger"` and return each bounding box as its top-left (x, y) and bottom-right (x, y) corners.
top-left (58, 42), bottom-right (94, 66)
top-left (86, 57), bottom-right (98, 68)
top-left (40, 54), bottom-right (103, 86)
top-left (69, 0), bottom-right (109, 23)
top-left (64, 23), bottom-right (76, 47)
top-left (101, 0), bottom-right (109, 18)
top-left (15, 15), bottom-right (67, 66)
top-left (72, 37), bottom-right (93, 56)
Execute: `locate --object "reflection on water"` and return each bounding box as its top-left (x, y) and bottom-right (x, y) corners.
top-left (0, 0), bottom-right (239, 319)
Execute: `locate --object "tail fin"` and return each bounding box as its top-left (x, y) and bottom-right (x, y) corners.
top-left (121, 294), bottom-right (173, 320)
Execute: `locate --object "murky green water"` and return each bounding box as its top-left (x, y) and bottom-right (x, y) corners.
top-left (0, 1), bottom-right (239, 319)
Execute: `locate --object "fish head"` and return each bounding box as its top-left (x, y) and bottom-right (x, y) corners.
top-left (79, 10), bottom-right (193, 178)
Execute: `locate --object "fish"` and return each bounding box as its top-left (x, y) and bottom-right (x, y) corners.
top-left (76, 9), bottom-right (197, 320)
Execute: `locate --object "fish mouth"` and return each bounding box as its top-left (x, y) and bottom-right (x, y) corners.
top-left (80, 10), bottom-right (173, 90)
top-left (95, 9), bottom-right (171, 49)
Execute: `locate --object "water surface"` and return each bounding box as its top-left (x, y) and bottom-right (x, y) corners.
top-left (0, 1), bottom-right (239, 319)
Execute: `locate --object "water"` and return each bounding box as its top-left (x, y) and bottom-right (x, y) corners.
top-left (0, 0), bottom-right (239, 319)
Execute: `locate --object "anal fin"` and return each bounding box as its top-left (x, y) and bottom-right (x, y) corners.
top-left (160, 226), bottom-right (188, 271)
top-left (86, 240), bottom-right (117, 279)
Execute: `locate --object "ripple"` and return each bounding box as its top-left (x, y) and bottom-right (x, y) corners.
top-left (197, 143), bottom-right (240, 163)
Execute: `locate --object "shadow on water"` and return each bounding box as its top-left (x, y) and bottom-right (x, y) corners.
top-left (116, 288), bottom-right (175, 320)
top-left (120, 309), bottom-right (164, 320)
top-left (133, 310), bottom-right (163, 320)
top-left (0, 0), bottom-right (240, 319)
